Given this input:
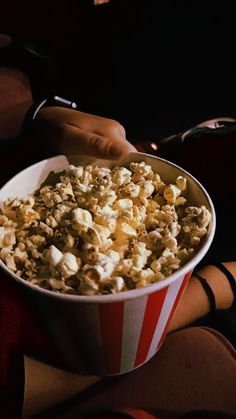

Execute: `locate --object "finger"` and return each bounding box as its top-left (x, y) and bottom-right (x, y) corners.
top-left (59, 123), bottom-right (136, 158)
top-left (66, 110), bottom-right (127, 140)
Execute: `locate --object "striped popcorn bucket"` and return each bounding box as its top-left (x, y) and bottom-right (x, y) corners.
top-left (0, 153), bottom-right (216, 375)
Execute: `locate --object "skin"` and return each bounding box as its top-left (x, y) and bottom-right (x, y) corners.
top-left (34, 107), bottom-right (137, 158)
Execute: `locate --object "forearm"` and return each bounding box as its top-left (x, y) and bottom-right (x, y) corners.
top-left (168, 261), bottom-right (236, 332)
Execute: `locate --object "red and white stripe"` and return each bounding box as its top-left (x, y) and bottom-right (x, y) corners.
top-left (36, 271), bottom-right (191, 376)
top-left (97, 271), bottom-right (191, 375)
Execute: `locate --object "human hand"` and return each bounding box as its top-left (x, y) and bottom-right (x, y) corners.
top-left (33, 107), bottom-right (136, 158)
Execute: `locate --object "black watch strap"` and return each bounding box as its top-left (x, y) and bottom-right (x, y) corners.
top-left (22, 95), bottom-right (79, 136)
top-left (28, 95), bottom-right (78, 120)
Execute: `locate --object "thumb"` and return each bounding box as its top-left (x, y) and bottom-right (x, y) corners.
top-left (60, 124), bottom-right (137, 158)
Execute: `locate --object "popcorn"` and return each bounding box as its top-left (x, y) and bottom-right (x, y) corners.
top-left (0, 162), bottom-right (212, 295)
top-left (138, 180), bottom-right (155, 206)
top-left (112, 167), bottom-right (132, 186)
top-left (72, 208), bottom-right (93, 229)
top-left (114, 198), bottom-right (133, 210)
top-left (176, 176), bottom-right (187, 191)
top-left (123, 182), bottom-right (140, 198)
top-left (0, 227), bottom-right (16, 248)
top-left (58, 252), bottom-right (80, 278)
top-left (46, 245), bottom-right (63, 267)
top-left (114, 222), bottom-right (137, 241)
top-left (163, 184), bottom-right (181, 204)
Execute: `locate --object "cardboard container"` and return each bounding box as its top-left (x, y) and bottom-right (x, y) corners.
top-left (0, 153), bottom-right (216, 376)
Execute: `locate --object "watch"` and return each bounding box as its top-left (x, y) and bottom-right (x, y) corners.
top-left (22, 95), bottom-right (79, 136)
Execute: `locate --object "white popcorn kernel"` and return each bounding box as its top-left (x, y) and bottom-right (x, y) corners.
top-left (114, 222), bottom-right (137, 241)
top-left (124, 182), bottom-right (140, 198)
top-left (162, 236), bottom-right (178, 251)
top-left (58, 252), bottom-right (79, 278)
top-left (147, 200), bottom-right (159, 213)
top-left (111, 240), bottom-right (129, 256)
top-left (82, 226), bottom-right (101, 246)
top-left (72, 208), bottom-right (93, 233)
top-left (106, 250), bottom-right (120, 264)
top-left (150, 259), bottom-right (161, 272)
top-left (63, 234), bottom-right (75, 250)
top-left (39, 222), bottom-right (53, 237)
top-left (118, 208), bottom-right (134, 223)
top-left (46, 215), bottom-right (58, 228)
top-left (68, 165), bottom-right (84, 179)
top-left (170, 221), bottom-right (181, 238)
top-left (102, 190), bottom-right (117, 206)
top-left (117, 258), bottom-right (133, 276)
top-left (46, 245), bottom-right (63, 267)
top-left (78, 273), bottom-right (99, 296)
top-left (56, 182), bottom-right (74, 197)
top-left (110, 276), bottom-right (125, 293)
top-left (94, 224), bottom-right (111, 242)
top-left (131, 206), bottom-right (146, 228)
top-left (152, 173), bottom-right (162, 189)
top-left (191, 236), bottom-right (201, 245)
top-left (134, 268), bottom-right (154, 283)
top-left (42, 191), bottom-right (62, 208)
top-left (13, 247), bottom-right (28, 262)
top-left (0, 246), bottom-right (12, 261)
top-left (94, 166), bottom-right (111, 180)
top-left (163, 184), bottom-right (181, 204)
top-left (0, 228), bottom-right (16, 248)
top-left (152, 271), bottom-right (165, 281)
top-left (175, 196), bottom-right (186, 206)
top-left (132, 254), bottom-right (147, 270)
top-left (146, 230), bottom-right (163, 249)
top-left (83, 264), bottom-right (105, 280)
top-left (130, 162), bottom-right (153, 179)
top-left (133, 241), bottom-right (151, 257)
top-left (5, 254), bottom-right (17, 271)
top-left (138, 181), bottom-right (155, 205)
top-left (30, 235), bottom-right (46, 247)
top-left (176, 176), bottom-right (187, 191)
top-left (112, 167), bottom-right (132, 186)
top-left (114, 198), bottom-right (133, 210)
top-left (197, 206), bottom-right (212, 228)
top-left (97, 253), bottom-right (115, 275)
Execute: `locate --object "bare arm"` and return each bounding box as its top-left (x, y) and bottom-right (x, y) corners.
top-left (168, 261), bottom-right (236, 332)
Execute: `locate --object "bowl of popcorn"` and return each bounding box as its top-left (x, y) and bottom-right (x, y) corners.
top-left (0, 153), bottom-right (215, 375)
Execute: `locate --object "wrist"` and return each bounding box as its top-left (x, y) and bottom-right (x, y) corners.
top-left (21, 95), bottom-right (78, 136)
top-left (194, 263), bottom-right (236, 311)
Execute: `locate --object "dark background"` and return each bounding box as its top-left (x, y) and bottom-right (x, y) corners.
top-left (1, 0), bottom-right (236, 140)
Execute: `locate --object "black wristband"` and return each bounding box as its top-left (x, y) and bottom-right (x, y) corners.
top-left (194, 273), bottom-right (216, 313)
top-left (22, 95), bottom-right (78, 135)
top-left (212, 262), bottom-right (236, 307)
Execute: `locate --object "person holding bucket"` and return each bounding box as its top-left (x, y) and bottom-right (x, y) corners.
top-left (0, 97), bottom-right (236, 418)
